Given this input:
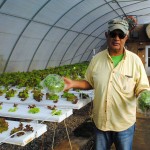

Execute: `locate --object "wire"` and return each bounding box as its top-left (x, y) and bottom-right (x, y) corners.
top-left (51, 122), bottom-right (57, 150)
top-left (63, 119), bottom-right (72, 150)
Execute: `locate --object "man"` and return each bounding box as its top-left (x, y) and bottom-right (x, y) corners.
top-left (64, 19), bottom-right (149, 150)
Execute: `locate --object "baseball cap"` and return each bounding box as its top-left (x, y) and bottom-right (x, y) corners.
top-left (108, 19), bottom-right (129, 34)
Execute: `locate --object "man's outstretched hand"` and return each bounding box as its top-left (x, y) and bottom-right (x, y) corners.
top-left (63, 77), bottom-right (92, 91)
top-left (63, 77), bottom-right (73, 91)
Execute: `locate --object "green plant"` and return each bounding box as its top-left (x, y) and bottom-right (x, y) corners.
top-left (51, 109), bottom-right (62, 116)
top-left (0, 102), bottom-right (3, 110)
top-left (18, 89), bottom-right (29, 101)
top-left (138, 90), bottom-right (150, 112)
top-left (0, 118), bottom-right (9, 133)
top-left (5, 89), bottom-right (17, 100)
top-left (32, 89), bottom-right (44, 102)
top-left (28, 105), bottom-right (40, 114)
top-left (61, 92), bottom-right (78, 104)
top-left (8, 104), bottom-right (18, 112)
top-left (10, 122), bottom-right (34, 137)
top-left (41, 74), bottom-right (65, 94)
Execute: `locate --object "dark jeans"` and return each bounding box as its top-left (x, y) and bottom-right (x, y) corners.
top-left (95, 123), bottom-right (136, 150)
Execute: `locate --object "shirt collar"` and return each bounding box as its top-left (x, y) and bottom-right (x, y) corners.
top-left (106, 47), bottom-right (127, 60)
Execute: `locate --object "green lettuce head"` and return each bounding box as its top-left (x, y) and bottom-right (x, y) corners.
top-left (41, 74), bottom-right (65, 94)
top-left (138, 90), bottom-right (150, 112)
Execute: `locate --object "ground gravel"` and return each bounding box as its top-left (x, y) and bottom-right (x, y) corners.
top-left (0, 103), bottom-right (93, 150)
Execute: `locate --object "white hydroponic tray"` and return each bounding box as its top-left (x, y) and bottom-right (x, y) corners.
top-left (0, 88), bottom-right (94, 109)
top-left (0, 120), bottom-right (47, 146)
top-left (0, 103), bottom-right (72, 123)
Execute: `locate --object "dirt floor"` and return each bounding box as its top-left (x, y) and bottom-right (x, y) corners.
top-left (133, 112), bottom-right (150, 150)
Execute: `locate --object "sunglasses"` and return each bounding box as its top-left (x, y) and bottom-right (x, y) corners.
top-left (109, 31), bottom-right (126, 39)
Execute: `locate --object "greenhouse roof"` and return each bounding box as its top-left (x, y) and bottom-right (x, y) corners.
top-left (0, 0), bottom-right (150, 72)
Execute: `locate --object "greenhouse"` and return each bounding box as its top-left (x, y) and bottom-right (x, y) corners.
top-left (0, 0), bottom-right (150, 150)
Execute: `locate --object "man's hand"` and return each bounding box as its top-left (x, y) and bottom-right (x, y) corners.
top-left (63, 77), bottom-right (73, 91)
top-left (63, 77), bottom-right (93, 91)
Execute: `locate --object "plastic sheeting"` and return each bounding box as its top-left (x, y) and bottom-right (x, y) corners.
top-left (0, 0), bottom-right (150, 73)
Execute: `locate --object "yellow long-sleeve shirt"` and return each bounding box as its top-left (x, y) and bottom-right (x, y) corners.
top-left (85, 49), bottom-right (149, 131)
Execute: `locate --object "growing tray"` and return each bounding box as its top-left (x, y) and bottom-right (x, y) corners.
top-left (0, 120), bottom-right (47, 146)
top-left (0, 88), bottom-right (94, 109)
top-left (0, 103), bottom-right (72, 123)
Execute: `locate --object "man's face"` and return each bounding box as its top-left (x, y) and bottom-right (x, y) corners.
top-left (105, 29), bottom-right (128, 52)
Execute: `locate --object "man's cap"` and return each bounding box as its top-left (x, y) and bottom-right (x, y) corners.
top-left (108, 19), bottom-right (129, 34)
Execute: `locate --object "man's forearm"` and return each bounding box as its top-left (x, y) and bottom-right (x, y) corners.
top-left (71, 80), bottom-right (93, 90)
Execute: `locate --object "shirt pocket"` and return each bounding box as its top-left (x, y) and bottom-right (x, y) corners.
top-left (114, 73), bottom-right (136, 94)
